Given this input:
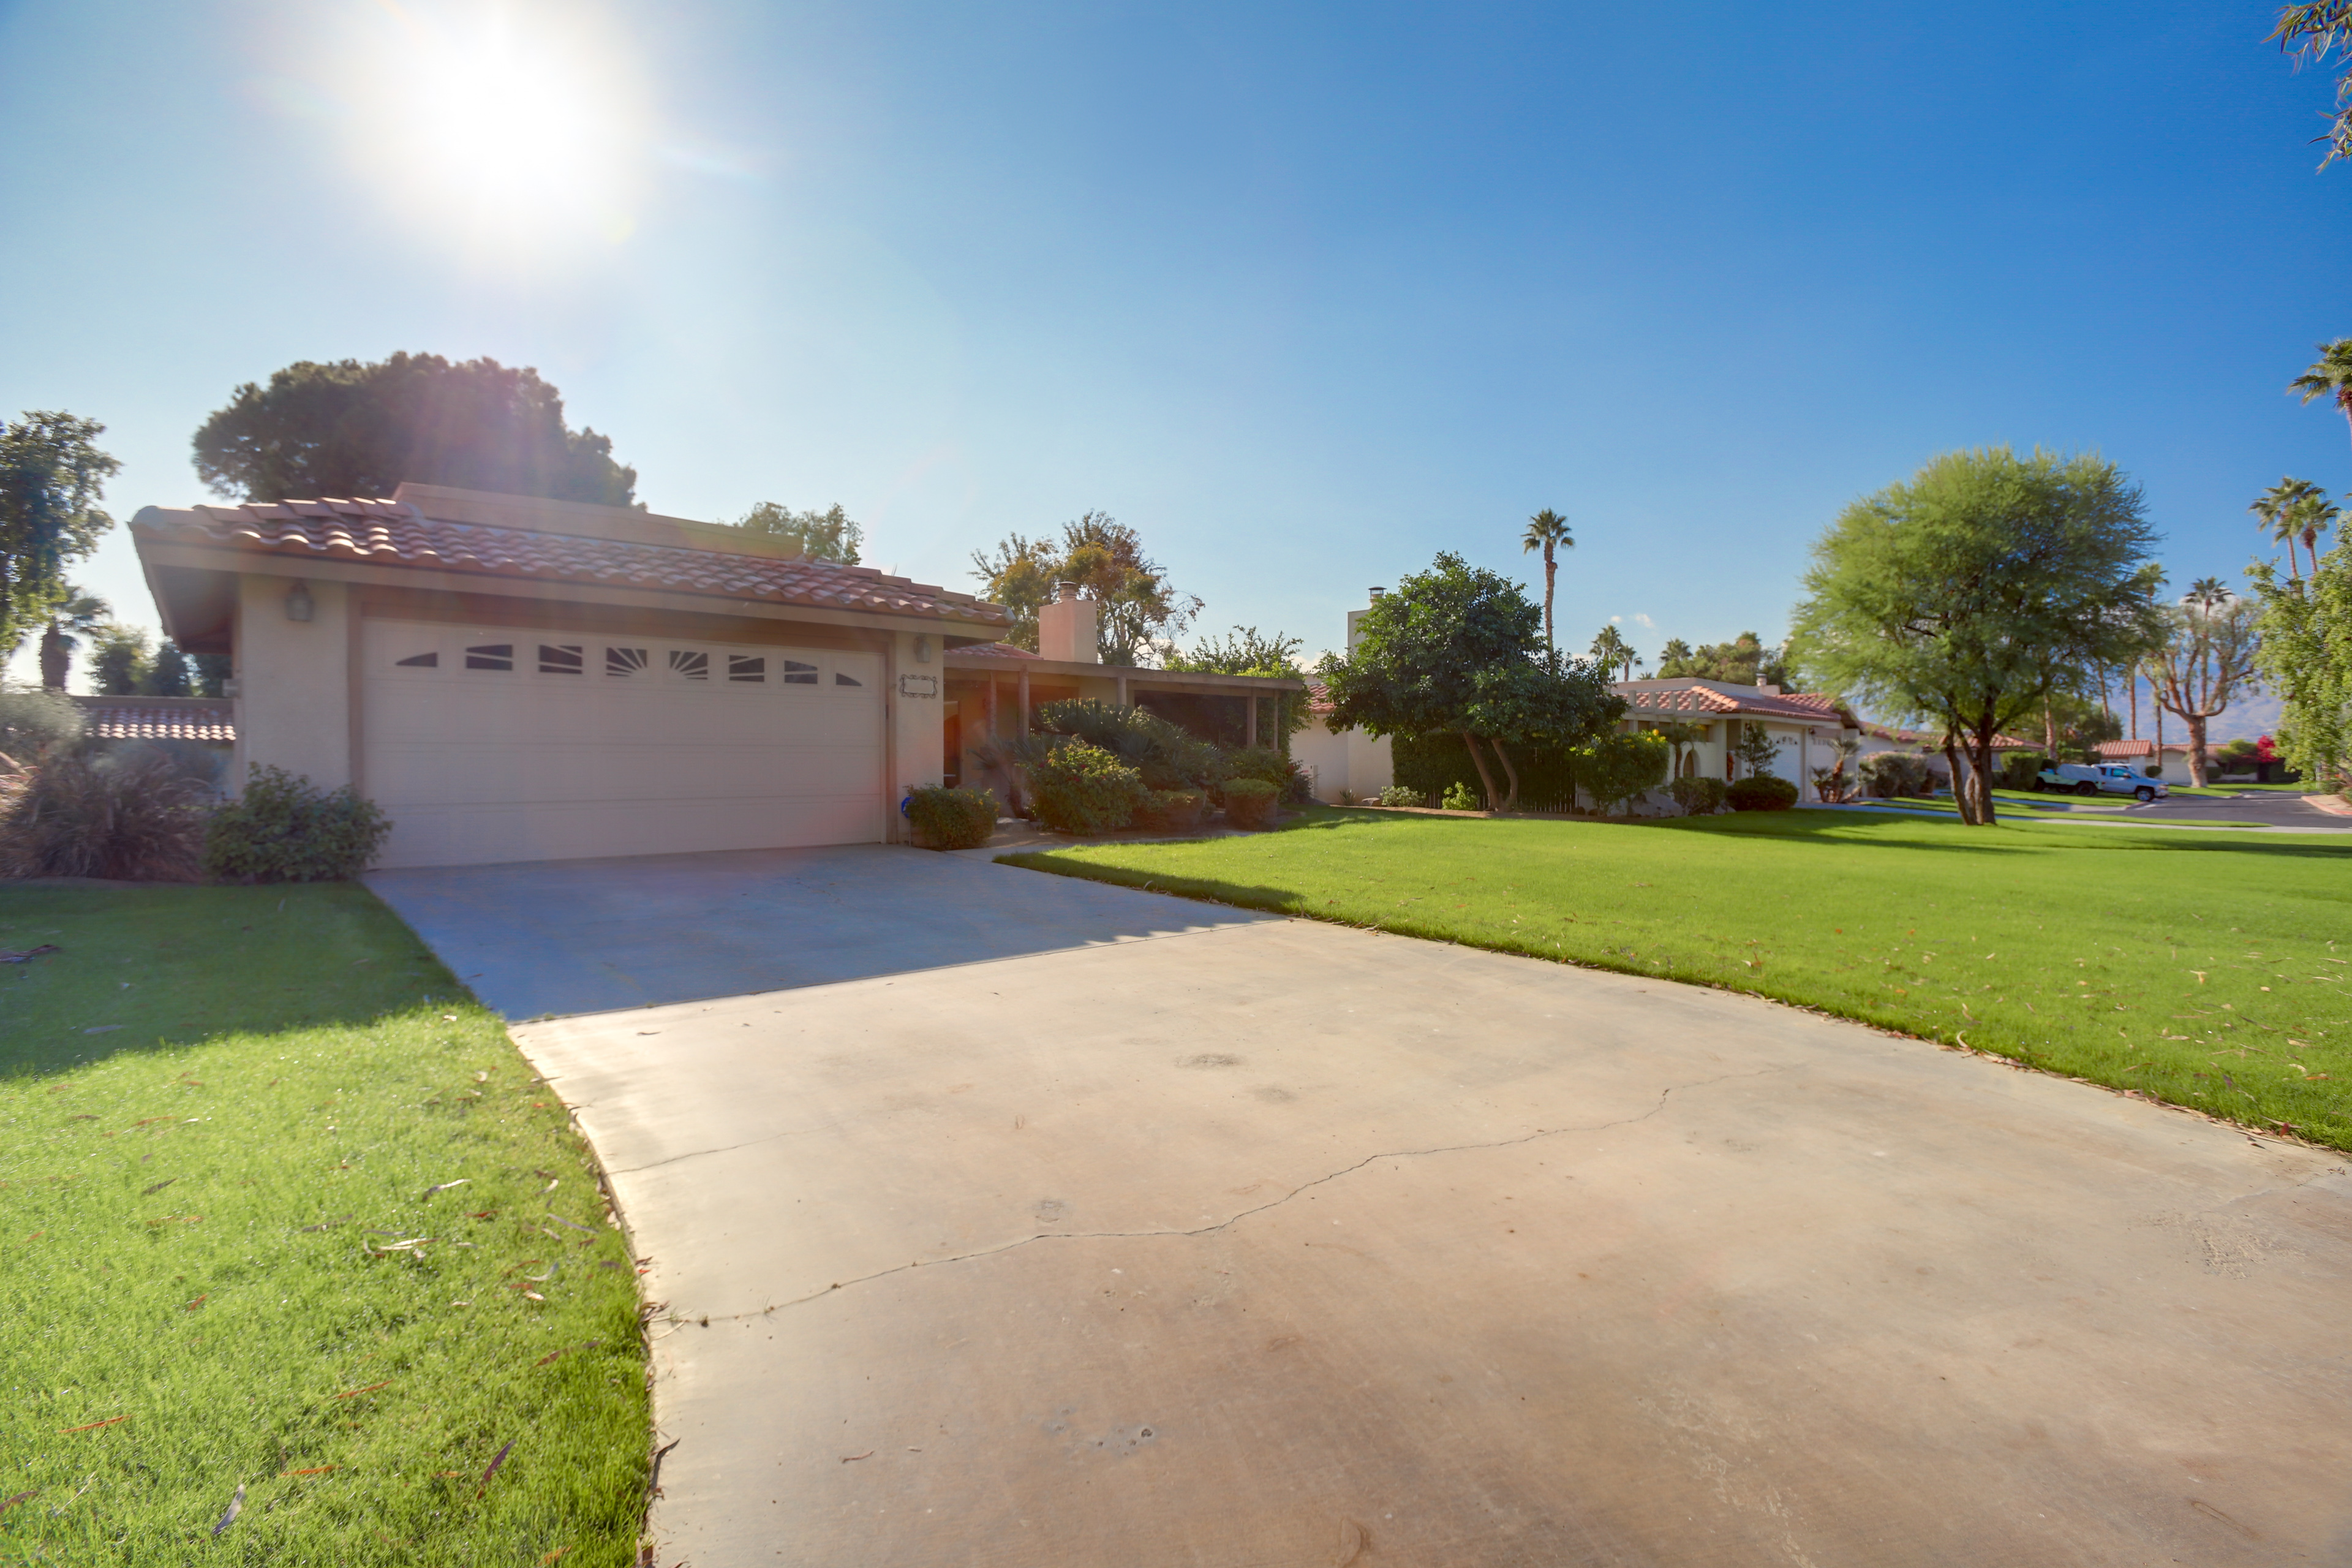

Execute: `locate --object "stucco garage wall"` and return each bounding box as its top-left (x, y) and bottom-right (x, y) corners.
top-left (234, 573), bottom-right (352, 793)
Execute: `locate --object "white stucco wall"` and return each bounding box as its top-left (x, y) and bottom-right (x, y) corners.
top-left (889, 630), bottom-right (946, 839)
top-left (1294, 721), bottom-right (1393, 802)
top-left (233, 572), bottom-right (352, 794)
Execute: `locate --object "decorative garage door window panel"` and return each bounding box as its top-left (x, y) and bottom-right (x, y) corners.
top-left (363, 622), bottom-right (886, 869)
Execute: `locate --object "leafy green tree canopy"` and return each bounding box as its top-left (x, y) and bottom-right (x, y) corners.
top-left (1656, 630), bottom-right (1790, 688)
top-left (969, 511), bottom-right (1201, 665)
top-left (1789, 445), bottom-right (2165, 825)
top-left (735, 502), bottom-right (863, 564)
top-left (192, 353), bottom-right (636, 506)
top-left (0, 412), bottom-right (119, 658)
top-left (2249, 532), bottom-right (2352, 786)
top-left (1315, 552), bottom-right (1622, 811)
top-left (89, 623), bottom-right (151, 696)
top-left (1167, 625), bottom-right (1311, 737)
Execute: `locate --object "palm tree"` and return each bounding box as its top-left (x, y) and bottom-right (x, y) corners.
top-left (2250, 477), bottom-right (2323, 584)
top-left (1588, 624), bottom-right (1639, 681)
top-left (2290, 491), bottom-right (2340, 579)
top-left (2291, 339), bottom-right (2352, 466)
top-left (36, 590), bottom-right (110, 691)
top-left (1520, 508), bottom-right (1574, 665)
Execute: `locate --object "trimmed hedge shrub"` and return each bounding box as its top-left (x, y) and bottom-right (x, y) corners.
top-left (1028, 742), bottom-right (1148, 835)
top-left (1221, 777), bottom-right (1280, 829)
top-left (1727, 775), bottom-right (1800, 812)
top-left (906, 785), bottom-right (997, 850)
top-left (1667, 776), bottom-right (1727, 815)
top-left (1136, 789), bottom-right (1207, 834)
top-left (203, 765), bottom-right (393, 882)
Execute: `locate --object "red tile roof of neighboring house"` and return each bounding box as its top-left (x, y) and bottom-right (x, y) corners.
top-left (2095, 739), bottom-right (2156, 759)
top-left (952, 642), bottom-right (1043, 659)
top-left (135, 497), bottom-right (1012, 628)
top-left (1306, 681), bottom-right (1333, 715)
top-left (72, 696), bottom-right (235, 743)
top-left (1860, 721), bottom-right (2034, 750)
top-left (1618, 682), bottom-right (1853, 724)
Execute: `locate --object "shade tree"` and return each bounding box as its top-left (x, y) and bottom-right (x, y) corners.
top-left (1789, 445), bottom-right (2165, 826)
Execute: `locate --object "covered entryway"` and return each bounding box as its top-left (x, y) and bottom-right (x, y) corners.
top-left (361, 619), bottom-right (886, 869)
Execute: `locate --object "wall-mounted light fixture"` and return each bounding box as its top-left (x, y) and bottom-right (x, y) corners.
top-left (913, 634), bottom-right (933, 665)
top-left (284, 581), bottom-right (314, 622)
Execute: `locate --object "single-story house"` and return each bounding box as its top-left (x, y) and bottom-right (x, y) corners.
top-left (70, 695), bottom-right (237, 746)
top-left (131, 483), bottom-right (1020, 869)
top-left (940, 586), bottom-right (1304, 805)
top-left (1292, 684), bottom-right (1395, 803)
top-left (1856, 722), bottom-right (2035, 785)
top-left (1616, 679), bottom-right (1863, 804)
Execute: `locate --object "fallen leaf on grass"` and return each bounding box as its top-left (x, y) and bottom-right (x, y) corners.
top-left (67, 1114), bottom-right (96, 1121)
top-left (480, 1438), bottom-right (516, 1492)
top-left (1, 1490), bottom-right (36, 1512)
top-left (141, 1178), bottom-right (175, 1196)
top-left (436, 1471), bottom-right (469, 1479)
top-left (546, 1213), bottom-right (599, 1235)
top-left (300, 1215), bottom-right (355, 1232)
top-left (183, 1294), bottom-right (207, 1311)
top-left (82, 1026), bottom-right (121, 1036)
top-left (331, 1381), bottom-right (390, 1401)
top-left (282, 1466), bottom-right (337, 1477)
top-left (211, 1484), bottom-right (244, 1537)
top-left (541, 1551), bottom-right (570, 1566)
top-left (0, 944), bottom-right (60, 962)
top-left (421, 1180), bottom-right (469, 1198)
top-left (59, 1416), bottom-right (127, 1434)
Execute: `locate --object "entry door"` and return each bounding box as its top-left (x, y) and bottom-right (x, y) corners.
top-left (361, 620), bottom-right (885, 869)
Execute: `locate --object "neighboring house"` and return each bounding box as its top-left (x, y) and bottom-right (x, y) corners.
top-left (939, 586), bottom-right (1303, 804)
top-left (1615, 679), bottom-right (1863, 803)
top-left (1856, 721), bottom-right (2034, 786)
top-left (69, 695), bottom-right (236, 790)
top-left (130, 483), bottom-right (1016, 869)
top-left (1292, 683), bottom-right (1395, 802)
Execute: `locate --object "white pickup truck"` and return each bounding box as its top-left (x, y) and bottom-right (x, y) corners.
top-left (2033, 763), bottom-right (2169, 803)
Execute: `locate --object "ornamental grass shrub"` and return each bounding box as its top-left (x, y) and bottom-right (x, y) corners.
top-left (1221, 777), bottom-right (1280, 829)
top-left (203, 765), bottom-right (393, 882)
top-left (1028, 742), bottom-right (1148, 835)
top-left (906, 785), bottom-right (997, 849)
top-left (0, 747), bottom-right (210, 881)
top-left (1727, 775), bottom-right (1800, 812)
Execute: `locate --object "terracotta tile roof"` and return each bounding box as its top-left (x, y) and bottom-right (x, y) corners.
top-left (1617, 682), bottom-right (1851, 724)
top-left (1861, 721), bottom-right (2034, 750)
top-left (73, 696), bottom-right (235, 742)
top-left (951, 642), bottom-right (1043, 660)
top-left (135, 496), bottom-right (1011, 628)
top-left (2095, 739), bottom-right (2156, 759)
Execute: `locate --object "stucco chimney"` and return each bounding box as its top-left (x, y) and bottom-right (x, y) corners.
top-left (1038, 581), bottom-right (1099, 663)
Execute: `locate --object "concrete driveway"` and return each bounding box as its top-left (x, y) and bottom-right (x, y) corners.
top-left (382, 847), bottom-right (2352, 1567)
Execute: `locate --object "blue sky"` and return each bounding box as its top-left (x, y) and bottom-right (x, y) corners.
top-left (2, 1), bottom-right (2346, 735)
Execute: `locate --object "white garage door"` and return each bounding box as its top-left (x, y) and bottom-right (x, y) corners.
top-left (362, 620), bottom-right (886, 869)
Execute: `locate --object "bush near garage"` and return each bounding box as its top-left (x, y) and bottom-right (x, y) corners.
top-left (906, 785), bottom-right (997, 849)
top-left (1860, 752), bottom-right (1936, 799)
top-left (1221, 777), bottom-right (1281, 829)
top-left (1031, 699), bottom-right (1220, 790)
top-left (1028, 742), bottom-right (1150, 835)
top-left (1727, 775), bottom-right (1800, 812)
top-left (203, 764), bottom-right (393, 882)
top-left (1218, 745), bottom-right (1310, 803)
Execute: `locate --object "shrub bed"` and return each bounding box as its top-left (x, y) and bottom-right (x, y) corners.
top-left (1222, 777), bottom-right (1280, 829)
top-left (1028, 742), bottom-right (1148, 834)
top-left (0, 749), bottom-right (209, 880)
top-left (1136, 789), bottom-right (1207, 834)
top-left (906, 785), bottom-right (997, 850)
top-left (203, 766), bottom-right (392, 882)
top-left (1727, 775), bottom-right (1800, 812)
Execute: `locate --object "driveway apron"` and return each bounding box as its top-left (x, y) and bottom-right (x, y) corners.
top-left (393, 847), bottom-right (2352, 1566)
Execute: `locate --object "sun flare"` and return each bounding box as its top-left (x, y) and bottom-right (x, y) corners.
top-left (345, 1), bottom-right (648, 253)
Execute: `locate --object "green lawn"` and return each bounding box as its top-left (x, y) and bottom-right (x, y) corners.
top-left (0, 884), bottom-right (647, 1566)
top-left (1004, 807), bottom-right (2352, 1149)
